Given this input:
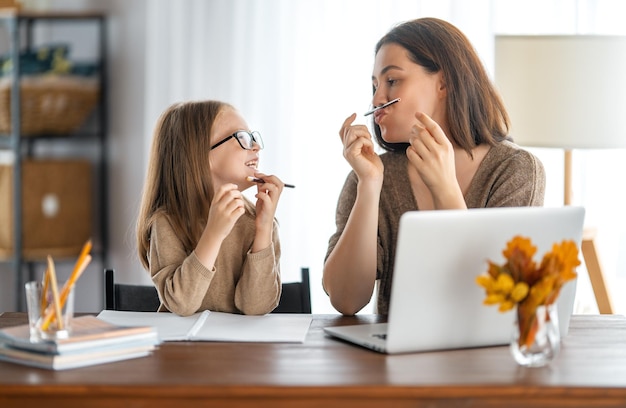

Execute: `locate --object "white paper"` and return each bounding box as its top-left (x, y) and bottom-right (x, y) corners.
top-left (97, 310), bottom-right (312, 343)
top-left (193, 312), bottom-right (312, 342)
top-left (97, 310), bottom-right (201, 341)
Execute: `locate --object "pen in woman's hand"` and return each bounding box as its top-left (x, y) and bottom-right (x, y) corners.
top-left (364, 98), bottom-right (401, 116)
top-left (247, 176), bottom-right (295, 189)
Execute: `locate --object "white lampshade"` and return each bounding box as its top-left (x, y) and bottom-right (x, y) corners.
top-left (495, 35), bottom-right (626, 149)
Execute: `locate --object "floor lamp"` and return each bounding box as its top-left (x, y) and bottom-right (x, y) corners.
top-left (495, 35), bottom-right (626, 314)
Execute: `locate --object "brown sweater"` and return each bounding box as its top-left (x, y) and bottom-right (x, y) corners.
top-left (149, 207), bottom-right (281, 316)
top-left (325, 141), bottom-right (546, 315)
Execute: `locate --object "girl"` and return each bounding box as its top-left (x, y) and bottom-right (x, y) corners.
top-left (137, 100), bottom-right (285, 316)
top-left (323, 18), bottom-right (546, 316)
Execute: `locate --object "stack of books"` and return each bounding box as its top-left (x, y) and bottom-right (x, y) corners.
top-left (0, 315), bottom-right (159, 370)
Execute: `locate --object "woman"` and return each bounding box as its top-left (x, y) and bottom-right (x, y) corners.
top-left (137, 100), bottom-right (286, 316)
top-left (323, 18), bottom-right (545, 316)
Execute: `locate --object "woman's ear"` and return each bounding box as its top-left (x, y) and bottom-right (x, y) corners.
top-left (437, 73), bottom-right (447, 97)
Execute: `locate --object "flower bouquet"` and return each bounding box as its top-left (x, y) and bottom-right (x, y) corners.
top-left (476, 236), bottom-right (580, 366)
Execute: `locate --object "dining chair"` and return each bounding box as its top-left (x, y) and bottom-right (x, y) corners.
top-left (104, 267), bottom-right (312, 314)
top-left (272, 267), bottom-right (312, 314)
top-left (104, 269), bottom-right (160, 312)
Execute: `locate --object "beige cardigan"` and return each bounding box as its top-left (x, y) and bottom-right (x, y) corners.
top-left (148, 208), bottom-right (281, 316)
top-left (326, 141), bottom-right (546, 315)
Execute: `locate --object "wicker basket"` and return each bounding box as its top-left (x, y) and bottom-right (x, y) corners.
top-left (0, 75), bottom-right (99, 135)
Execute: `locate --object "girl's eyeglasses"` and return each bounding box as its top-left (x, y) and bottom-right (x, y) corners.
top-left (210, 130), bottom-right (264, 150)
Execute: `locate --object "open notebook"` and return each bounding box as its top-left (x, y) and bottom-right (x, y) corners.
top-left (324, 206), bottom-right (585, 354)
top-left (97, 310), bottom-right (312, 343)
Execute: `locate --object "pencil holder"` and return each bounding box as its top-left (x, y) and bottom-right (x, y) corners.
top-left (25, 280), bottom-right (75, 341)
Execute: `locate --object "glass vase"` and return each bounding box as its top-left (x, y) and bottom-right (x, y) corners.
top-left (510, 303), bottom-right (560, 367)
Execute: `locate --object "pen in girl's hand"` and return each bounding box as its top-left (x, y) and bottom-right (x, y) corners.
top-left (247, 176), bottom-right (295, 189)
top-left (364, 98), bottom-right (401, 116)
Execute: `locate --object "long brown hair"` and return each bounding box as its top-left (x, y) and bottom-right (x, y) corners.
top-left (373, 17), bottom-right (510, 156)
top-left (137, 100), bottom-right (231, 270)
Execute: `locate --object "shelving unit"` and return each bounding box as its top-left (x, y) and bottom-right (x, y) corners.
top-left (0, 11), bottom-right (108, 311)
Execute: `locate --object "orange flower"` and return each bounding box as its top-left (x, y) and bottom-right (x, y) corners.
top-left (476, 236), bottom-right (580, 348)
top-left (503, 236), bottom-right (540, 285)
top-left (476, 266), bottom-right (529, 312)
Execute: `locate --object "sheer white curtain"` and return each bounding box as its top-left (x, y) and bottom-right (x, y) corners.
top-left (143, 0), bottom-right (626, 314)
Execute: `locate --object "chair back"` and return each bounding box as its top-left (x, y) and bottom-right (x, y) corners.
top-left (104, 267), bottom-right (311, 314)
top-left (104, 269), bottom-right (160, 312)
top-left (273, 267), bottom-right (312, 314)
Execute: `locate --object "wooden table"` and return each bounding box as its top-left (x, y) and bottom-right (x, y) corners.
top-left (1, 312), bottom-right (626, 407)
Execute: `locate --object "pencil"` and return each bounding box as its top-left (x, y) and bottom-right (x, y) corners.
top-left (41, 239), bottom-right (92, 330)
top-left (40, 242), bottom-right (93, 330)
top-left (41, 240), bottom-right (92, 329)
top-left (45, 255), bottom-right (64, 331)
top-left (57, 254), bottom-right (92, 310)
top-left (363, 98), bottom-right (401, 116)
top-left (66, 240), bottom-right (92, 290)
top-left (246, 176), bottom-right (295, 189)
top-left (40, 266), bottom-right (50, 318)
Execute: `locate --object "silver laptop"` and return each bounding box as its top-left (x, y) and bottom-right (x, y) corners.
top-left (324, 206), bottom-right (585, 354)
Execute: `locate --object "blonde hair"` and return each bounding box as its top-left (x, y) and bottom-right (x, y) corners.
top-left (136, 100), bottom-right (232, 270)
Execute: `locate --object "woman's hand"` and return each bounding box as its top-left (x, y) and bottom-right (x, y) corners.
top-left (339, 113), bottom-right (384, 183)
top-left (406, 112), bottom-right (466, 209)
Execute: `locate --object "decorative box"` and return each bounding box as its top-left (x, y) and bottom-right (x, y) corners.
top-left (0, 159), bottom-right (92, 259)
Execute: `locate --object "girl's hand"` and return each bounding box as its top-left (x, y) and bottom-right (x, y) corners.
top-left (252, 172), bottom-right (282, 226)
top-left (251, 172), bottom-right (283, 252)
top-left (406, 112), bottom-right (458, 196)
top-left (339, 113), bottom-right (384, 183)
top-left (206, 183), bottom-right (245, 241)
